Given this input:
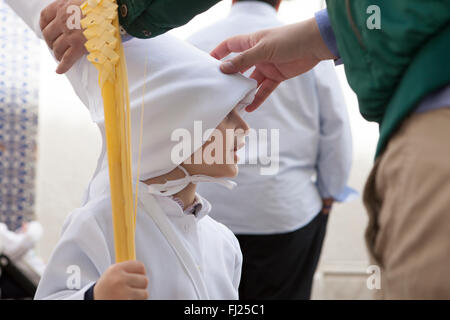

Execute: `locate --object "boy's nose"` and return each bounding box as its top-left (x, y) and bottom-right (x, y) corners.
top-left (238, 117), bottom-right (250, 134)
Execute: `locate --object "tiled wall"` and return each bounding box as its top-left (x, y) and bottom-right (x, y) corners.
top-left (0, 1), bottom-right (40, 230)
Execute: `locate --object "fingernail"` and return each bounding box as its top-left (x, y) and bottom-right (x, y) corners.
top-left (221, 60), bottom-right (236, 73)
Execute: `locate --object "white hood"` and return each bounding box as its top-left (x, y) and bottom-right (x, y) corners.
top-left (80, 35), bottom-right (257, 200)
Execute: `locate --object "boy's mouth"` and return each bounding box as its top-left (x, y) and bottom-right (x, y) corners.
top-left (232, 141), bottom-right (245, 163)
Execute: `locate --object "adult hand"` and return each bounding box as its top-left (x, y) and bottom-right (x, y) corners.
top-left (40, 0), bottom-right (87, 74)
top-left (211, 17), bottom-right (337, 111)
top-left (321, 198), bottom-right (334, 215)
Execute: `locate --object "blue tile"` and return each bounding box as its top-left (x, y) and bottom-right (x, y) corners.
top-left (0, 0), bottom-right (39, 231)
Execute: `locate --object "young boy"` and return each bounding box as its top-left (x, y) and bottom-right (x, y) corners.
top-left (36, 103), bottom-right (253, 300)
top-left (6, 0), bottom-right (257, 299)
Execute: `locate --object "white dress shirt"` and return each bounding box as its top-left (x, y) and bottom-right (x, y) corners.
top-left (189, 2), bottom-right (354, 234)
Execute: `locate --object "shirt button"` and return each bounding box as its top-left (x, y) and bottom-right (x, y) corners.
top-left (120, 4), bottom-right (128, 18)
top-left (142, 30), bottom-right (152, 37)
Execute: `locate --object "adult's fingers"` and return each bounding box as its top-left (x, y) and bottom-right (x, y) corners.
top-left (56, 47), bottom-right (81, 74)
top-left (53, 36), bottom-right (70, 61)
top-left (221, 43), bottom-right (269, 74)
top-left (245, 78), bottom-right (279, 112)
top-left (42, 19), bottom-right (63, 49)
top-left (56, 32), bottom-right (87, 74)
top-left (40, 1), bottom-right (58, 31)
top-left (211, 33), bottom-right (268, 73)
top-left (249, 68), bottom-right (266, 86)
top-left (216, 46), bottom-right (266, 75)
top-left (210, 34), bottom-right (251, 60)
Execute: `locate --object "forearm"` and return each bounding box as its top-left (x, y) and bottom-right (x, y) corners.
top-left (117, 0), bottom-right (220, 38)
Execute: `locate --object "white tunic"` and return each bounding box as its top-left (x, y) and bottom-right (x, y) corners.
top-left (34, 185), bottom-right (242, 300)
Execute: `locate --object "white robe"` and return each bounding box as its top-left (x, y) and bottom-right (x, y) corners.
top-left (34, 184), bottom-right (242, 300)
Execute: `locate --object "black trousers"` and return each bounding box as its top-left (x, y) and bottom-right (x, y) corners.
top-left (236, 212), bottom-right (329, 300)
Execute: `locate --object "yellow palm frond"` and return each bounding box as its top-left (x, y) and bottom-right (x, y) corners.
top-left (81, 0), bottom-right (135, 263)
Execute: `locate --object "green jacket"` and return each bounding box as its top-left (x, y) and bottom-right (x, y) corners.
top-left (118, 0), bottom-right (449, 158)
top-left (327, 0), bottom-right (450, 158)
top-left (117, 0), bottom-right (220, 38)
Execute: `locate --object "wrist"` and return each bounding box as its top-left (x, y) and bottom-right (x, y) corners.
top-left (322, 198), bottom-right (334, 207)
top-left (306, 16), bottom-right (338, 62)
top-left (84, 282), bottom-right (96, 300)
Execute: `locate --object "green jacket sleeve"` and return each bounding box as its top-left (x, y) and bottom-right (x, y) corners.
top-left (117, 0), bottom-right (220, 38)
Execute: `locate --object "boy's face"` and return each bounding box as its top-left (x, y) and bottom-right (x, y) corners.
top-left (182, 107), bottom-right (249, 178)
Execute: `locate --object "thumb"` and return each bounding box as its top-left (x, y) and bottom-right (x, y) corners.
top-left (220, 44), bottom-right (267, 74)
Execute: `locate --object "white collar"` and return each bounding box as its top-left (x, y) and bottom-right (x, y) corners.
top-left (138, 180), bottom-right (211, 221)
top-left (171, 194), bottom-right (205, 217)
top-left (230, 1), bottom-right (278, 17)
top-left (156, 193), bottom-right (212, 221)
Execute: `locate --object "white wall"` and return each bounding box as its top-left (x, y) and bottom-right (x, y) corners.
top-left (35, 0), bottom-right (380, 299)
